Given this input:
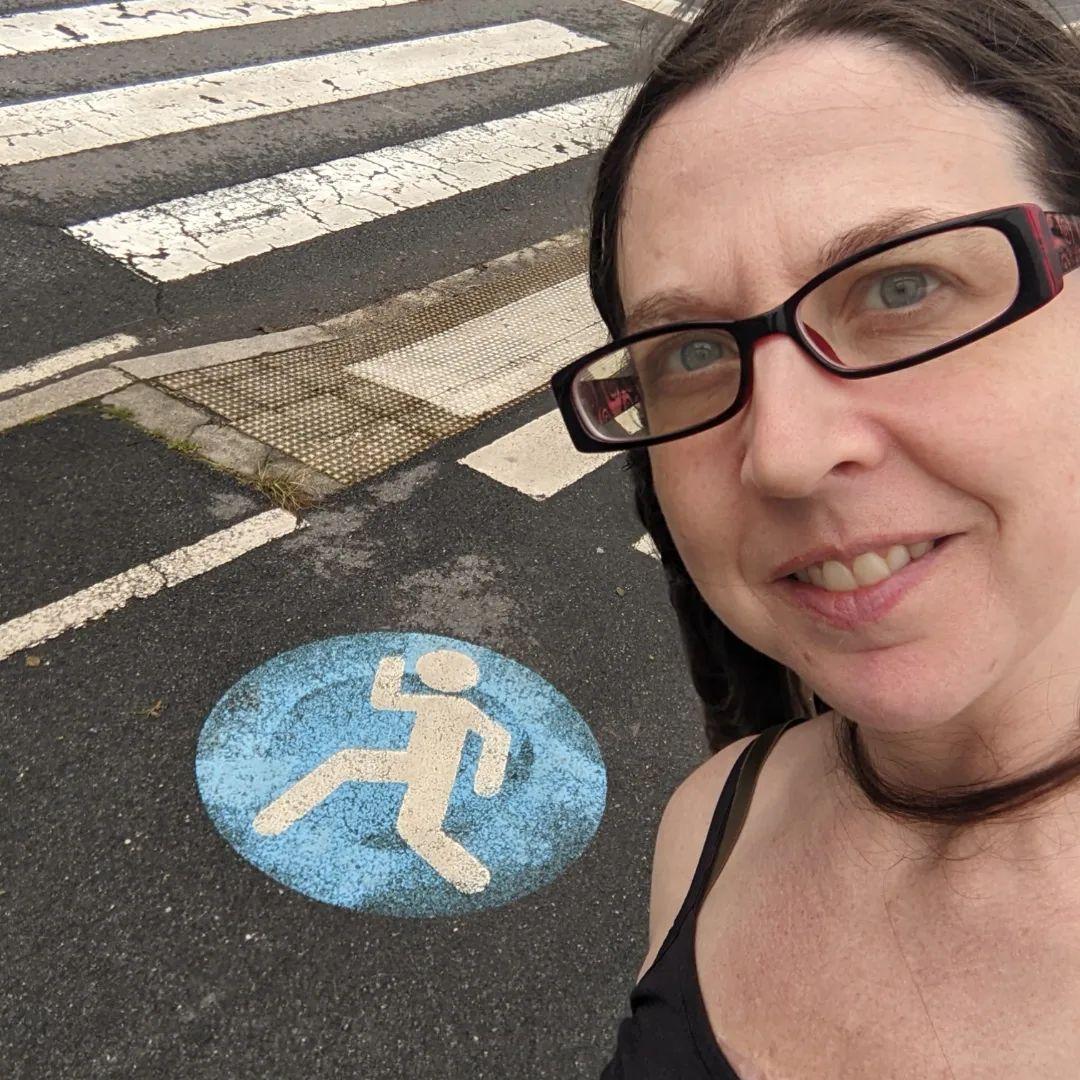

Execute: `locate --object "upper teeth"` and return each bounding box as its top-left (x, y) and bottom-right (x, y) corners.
top-left (793, 540), bottom-right (936, 591)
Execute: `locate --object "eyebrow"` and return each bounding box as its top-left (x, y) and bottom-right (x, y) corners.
top-left (622, 206), bottom-right (949, 334)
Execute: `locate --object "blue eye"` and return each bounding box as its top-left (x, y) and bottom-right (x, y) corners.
top-left (631, 330), bottom-right (739, 385)
top-left (866, 269), bottom-right (942, 310)
top-left (678, 339), bottom-right (726, 370)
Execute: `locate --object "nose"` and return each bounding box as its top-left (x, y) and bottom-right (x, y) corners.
top-left (737, 333), bottom-right (886, 498)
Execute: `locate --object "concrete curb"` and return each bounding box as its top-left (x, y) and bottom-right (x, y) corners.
top-left (99, 383), bottom-right (344, 506)
top-left (0, 228), bottom-right (588, 504)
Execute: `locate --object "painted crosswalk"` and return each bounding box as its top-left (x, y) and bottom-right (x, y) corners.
top-left (0, 0), bottom-right (427, 55)
top-left (0, 0), bottom-right (673, 496)
top-left (66, 89), bottom-right (627, 281)
top-left (345, 273), bottom-right (605, 418)
top-left (0, 22), bottom-right (606, 166)
top-left (458, 409), bottom-right (618, 501)
top-left (0, 0), bottom-right (663, 536)
top-left (4, 1), bottom-right (643, 281)
top-left (618, 0), bottom-right (694, 19)
top-left (0, 0), bottom-right (678, 665)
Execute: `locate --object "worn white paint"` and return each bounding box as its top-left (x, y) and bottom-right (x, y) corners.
top-left (66, 88), bottom-right (631, 281)
top-left (617, 0), bottom-right (693, 19)
top-left (0, 510), bottom-right (300, 661)
top-left (633, 533), bottom-right (661, 559)
top-left (253, 650), bottom-right (510, 894)
top-left (348, 272), bottom-right (606, 418)
top-left (0, 0), bottom-right (425, 56)
top-left (0, 22), bottom-right (605, 166)
top-left (0, 333), bottom-right (139, 396)
top-left (0, 368), bottom-right (132, 433)
top-left (459, 409), bottom-right (618, 500)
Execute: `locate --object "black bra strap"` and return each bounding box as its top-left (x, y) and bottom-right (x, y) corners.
top-left (645, 715), bottom-right (811, 976)
top-left (700, 715), bottom-right (806, 900)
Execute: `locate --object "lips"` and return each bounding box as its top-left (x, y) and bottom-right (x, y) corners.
top-left (770, 533), bottom-right (947, 582)
top-left (774, 534), bottom-right (957, 630)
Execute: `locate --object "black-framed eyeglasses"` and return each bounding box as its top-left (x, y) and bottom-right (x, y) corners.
top-left (550, 203), bottom-right (1080, 452)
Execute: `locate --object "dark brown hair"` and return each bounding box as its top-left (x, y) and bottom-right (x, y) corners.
top-left (591, 0), bottom-right (1080, 826)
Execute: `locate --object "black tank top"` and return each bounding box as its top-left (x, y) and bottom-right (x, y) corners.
top-left (600, 715), bottom-right (812, 1079)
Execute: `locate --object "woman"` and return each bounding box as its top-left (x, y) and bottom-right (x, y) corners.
top-left (550, 0), bottom-right (1080, 1075)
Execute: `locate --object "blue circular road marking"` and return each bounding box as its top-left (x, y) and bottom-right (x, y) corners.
top-left (195, 632), bottom-right (606, 916)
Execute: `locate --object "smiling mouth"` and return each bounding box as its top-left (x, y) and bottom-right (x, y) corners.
top-left (785, 536), bottom-right (949, 592)
top-left (774, 534), bottom-right (959, 630)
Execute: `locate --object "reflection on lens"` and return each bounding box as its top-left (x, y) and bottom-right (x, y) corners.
top-left (573, 351), bottom-right (646, 438)
top-left (796, 226), bottom-right (1018, 369)
top-left (572, 327), bottom-right (741, 442)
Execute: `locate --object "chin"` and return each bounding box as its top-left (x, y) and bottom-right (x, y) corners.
top-left (801, 649), bottom-right (979, 735)
top-left (743, 600), bottom-right (1006, 734)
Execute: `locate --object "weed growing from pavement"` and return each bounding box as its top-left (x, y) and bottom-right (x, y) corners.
top-left (100, 404), bottom-right (135, 423)
top-left (6, 412), bottom-right (53, 430)
top-left (251, 463), bottom-right (318, 514)
top-left (95, 401), bottom-right (320, 515)
top-left (166, 437), bottom-right (200, 456)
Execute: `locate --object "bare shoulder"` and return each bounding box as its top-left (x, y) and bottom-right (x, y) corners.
top-left (635, 715), bottom-right (829, 983)
top-left (635, 732), bottom-right (757, 981)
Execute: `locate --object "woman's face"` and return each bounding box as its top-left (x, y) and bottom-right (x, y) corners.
top-left (617, 38), bottom-right (1080, 751)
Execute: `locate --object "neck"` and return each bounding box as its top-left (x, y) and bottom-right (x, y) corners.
top-left (817, 682), bottom-right (1080, 878)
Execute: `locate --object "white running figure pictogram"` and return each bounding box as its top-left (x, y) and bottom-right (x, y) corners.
top-left (252, 649), bottom-right (511, 894)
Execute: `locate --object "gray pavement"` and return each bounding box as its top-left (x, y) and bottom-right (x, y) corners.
top-left (1, 3), bottom-right (705, 1077)
top-left (1, 394), bottom-right (704, 1079)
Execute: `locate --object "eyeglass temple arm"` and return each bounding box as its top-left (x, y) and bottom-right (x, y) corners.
top-left (1045, 213), bottom-right (1080, 275)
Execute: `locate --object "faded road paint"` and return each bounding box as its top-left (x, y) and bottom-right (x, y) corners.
top-left (195, 632), bottom-right (606, 916)
top-left (0, 509), bottom-right (300, 661)
top-left (0, 0), bottom-right (426, 56)
top-left (67, 89), bottom-right (631, 281)
top-left (459, 408), bottom-right (617, 499)
top-left (0, 22), bottom-right (605, 166)
top-left (346, 273), bottom-right (606, 418)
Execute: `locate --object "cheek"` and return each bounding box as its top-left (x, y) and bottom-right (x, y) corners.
top-left (944, 330), bottom-right (1080, 545)
top-left (898, 327), bottom-right (1080, 617)
top-left (649, 438), bottom-right (740, 588)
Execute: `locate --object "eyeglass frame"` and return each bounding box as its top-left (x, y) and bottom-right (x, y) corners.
top-left (551, 203), bottom-right (1080, 453)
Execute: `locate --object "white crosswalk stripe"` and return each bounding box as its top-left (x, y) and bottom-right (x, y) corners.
top-left (0, 0), bottom-right (427, 55)
top-left (346, 273), bottom-right (605, 417)
top-left (458, 409), bottom-right (617, 501)
top-left (66, 89), bottom-right (628, 281)
top-left (633, 533), bottom-right (661, 559)
top-left (0, 22), bottom-right (605, 166)
top-left (617, 0), bottom-right (693, 20)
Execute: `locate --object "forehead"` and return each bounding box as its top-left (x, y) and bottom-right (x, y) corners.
top-left (617, 36), bottom-right (1035, 325)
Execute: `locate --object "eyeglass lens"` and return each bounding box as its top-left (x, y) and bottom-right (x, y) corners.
top-left (573, 225), bottom-right (1020, 443)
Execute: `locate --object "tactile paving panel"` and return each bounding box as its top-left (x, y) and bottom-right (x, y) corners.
top-left (157, 241), bottom-right (589, 485)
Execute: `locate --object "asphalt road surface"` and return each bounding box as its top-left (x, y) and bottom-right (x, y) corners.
top-left (2, 3), bottom-right (709, 1079)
